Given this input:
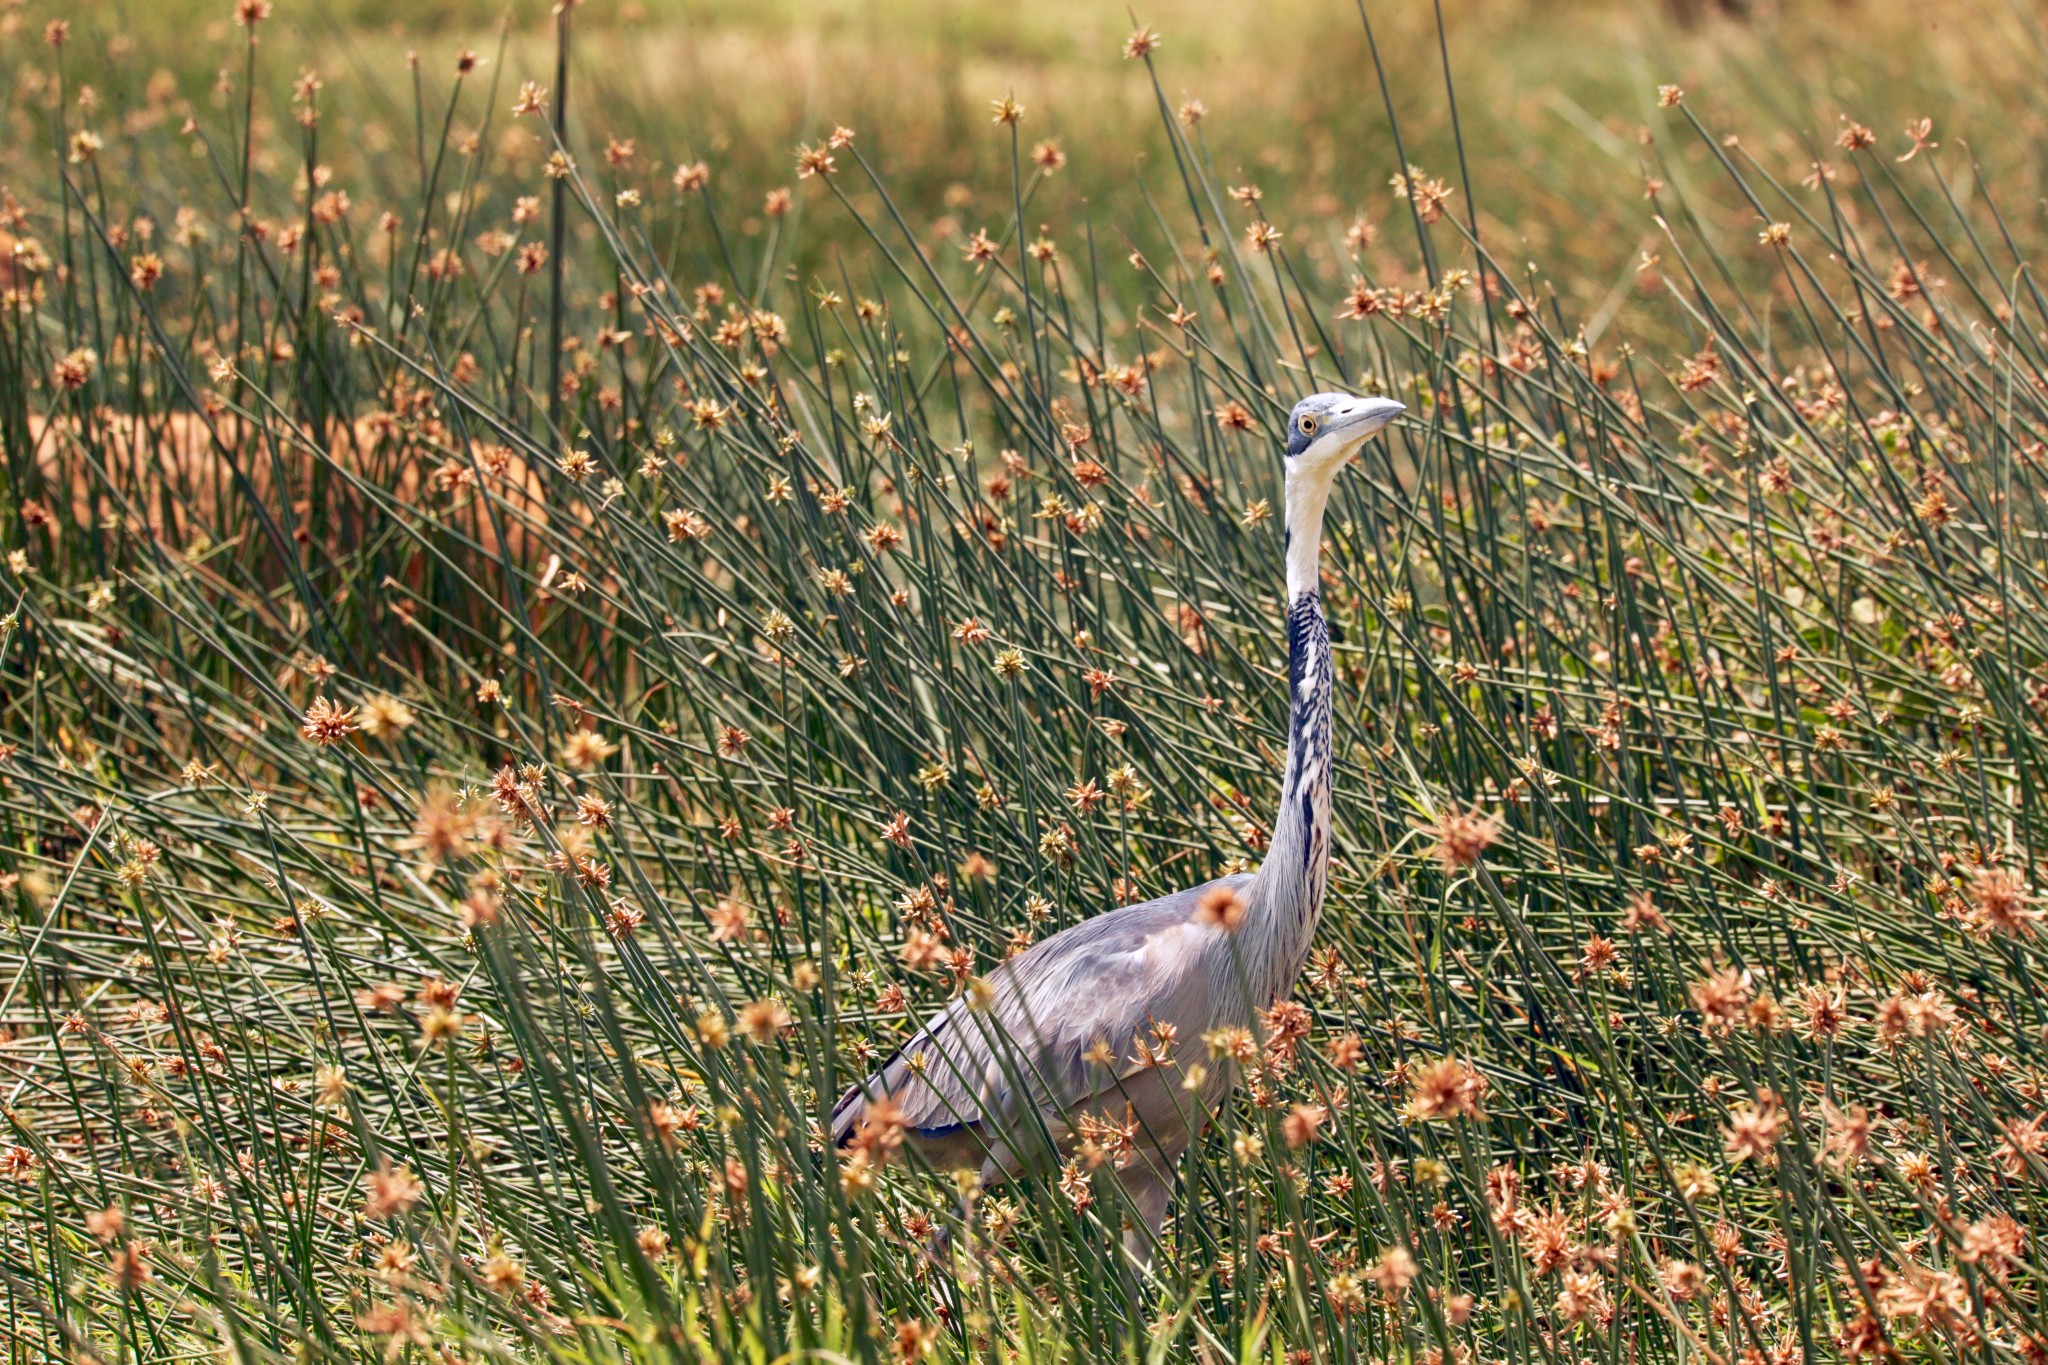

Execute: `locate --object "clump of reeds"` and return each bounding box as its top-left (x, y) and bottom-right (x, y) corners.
top-left (2, 5), bottom-right (2048, 1364)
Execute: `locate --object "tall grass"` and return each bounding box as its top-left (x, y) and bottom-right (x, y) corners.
top-left (4, 3), bottom-right (2048, 1363)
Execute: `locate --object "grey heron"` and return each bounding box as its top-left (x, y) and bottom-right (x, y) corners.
top-left (831, 391), bottom-right (1404, 1265)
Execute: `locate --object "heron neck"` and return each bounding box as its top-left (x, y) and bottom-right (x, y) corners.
top-left (1282, 464), bottom-right (1335, 600)
top-left (1250, 467), bottom-right (1337, 993)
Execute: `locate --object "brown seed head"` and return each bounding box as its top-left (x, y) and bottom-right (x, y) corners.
top-left (1192, 883), bottom-right (1247, 932)
top-left (298, 696), bottom-right (358, 747)
top-left (737, 997), bottom-right (792, 1045)
top-left (108, 1240), bottom-right (153, 1290)
top-left (1427, 806), bottom-right (1499, 871)
top-left (1403, 1056), bottom-right (1488, 1123)
top-left (1282, 1102), bottom-right (1326, 1149)
top-left (1968, 865), bottom-right (2040, 938)
top-left (1368, 1244), bottom-right (1418, 1301)
top-left (363, 1163), bottom-right (425, 1219)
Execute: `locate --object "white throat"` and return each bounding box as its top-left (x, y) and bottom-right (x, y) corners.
top-left (1283, 460), bottom-right (1340, 599)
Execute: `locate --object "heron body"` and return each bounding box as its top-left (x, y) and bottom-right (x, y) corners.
top-left (831, 392), bottom-right (1404, 1263)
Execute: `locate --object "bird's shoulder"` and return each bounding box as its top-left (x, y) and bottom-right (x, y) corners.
top-left (996, 871), bottom-right (1254, 997)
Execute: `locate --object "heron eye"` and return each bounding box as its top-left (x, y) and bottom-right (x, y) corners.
top-left (1299, 415), bottom-right (1318, 435)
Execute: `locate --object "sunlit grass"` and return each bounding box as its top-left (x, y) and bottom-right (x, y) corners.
top-left (3, 2), bottom-right (2048, 1362)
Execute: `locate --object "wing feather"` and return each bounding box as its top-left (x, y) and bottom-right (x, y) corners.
top-left (830, 874), bottom-right (1251, 1152)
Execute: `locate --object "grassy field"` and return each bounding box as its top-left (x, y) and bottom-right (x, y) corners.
top-left (6, 0), bottom-right (2048, 1361)
top-left (27, 0), bottom-right (2048, 313)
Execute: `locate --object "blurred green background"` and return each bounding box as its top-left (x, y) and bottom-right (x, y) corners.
top-left (18, 0), bottom-right (2048, 322)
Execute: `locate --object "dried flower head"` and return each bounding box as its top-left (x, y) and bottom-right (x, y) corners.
top-left (1403, 1057), bottom-right (1488, 1122)
top-left (1427, 806), bottom-right (1499, 871)
top-left (737, 997), bottom-right (792, 1045)
top-left (795, 144), bottom-right (836, 179)
top-left (559, 729), bottom-right (618, 769)
top-left (51, 348), bottom-right (98, 391)
top-left (363, 1163), bottom-right (425, 1219)
top-left (357, 694), bottom-right (414, 738)
top-left (1967, 865), bottom-right (2040, 938)
top-left (1122, 25), bottom-right (1161, 60)
top-left (1192, 883), bottom-right (1248, 932)
top-left (1368, 1244), bottom-right (1418, 1301)
top-left (298, 696), bottom-right (358, 747)
top-left (1282, 1102), bottom-right (1325, 1149)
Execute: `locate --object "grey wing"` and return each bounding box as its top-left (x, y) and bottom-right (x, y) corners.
top-left (830, 874), bottom-right (1250, 1149)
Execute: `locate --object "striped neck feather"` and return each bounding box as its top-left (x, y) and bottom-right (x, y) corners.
top-left (1248, 467), bottom-right (1337, 996)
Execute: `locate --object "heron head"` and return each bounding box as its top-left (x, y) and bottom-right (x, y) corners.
top-left (1283, 392), bottom-right (1404, 476)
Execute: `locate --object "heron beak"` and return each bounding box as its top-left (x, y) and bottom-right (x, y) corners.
top-left (1328, 395), bottom-right (1405, 444)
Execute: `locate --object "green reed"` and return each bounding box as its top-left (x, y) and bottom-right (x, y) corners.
top-left (1, 4), bottom-right (2047, 1364)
